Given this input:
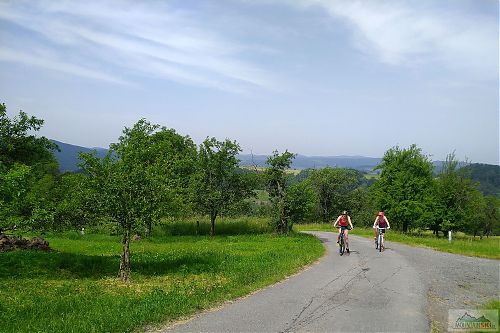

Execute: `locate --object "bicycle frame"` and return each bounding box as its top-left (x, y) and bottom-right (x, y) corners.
top-left (339, 228), bottom-right (345, 255)
top-left (377, 227), bottom-right (386, 252)
top-left (338, 227), bottom-right (351, 256)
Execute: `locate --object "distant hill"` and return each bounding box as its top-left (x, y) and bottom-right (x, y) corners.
top-left (237, 154), bottom-right (382, 172)
top-left (461, 163), bottom-right (500, 197)
top-left (50, 141), bottom-right (498, 196)
top-left (51, 140), bottom-right (108, 172)
top-left (50, 141), bottom-right (384, 173)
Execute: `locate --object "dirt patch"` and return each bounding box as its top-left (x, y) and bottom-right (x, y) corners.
top-left (0, 234), bottom-right (52, 252)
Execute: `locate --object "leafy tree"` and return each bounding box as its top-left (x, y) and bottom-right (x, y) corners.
top-left (461, 163), bottom-right (500, 197)
top-left (0, 163), bottom-right (31, 232)
top-left (0, 103), bottom-right (58, 233)
top-left (464, 189), bottom-right (486, 237)
top-left (0, 103), bottom-right (57, 170)
top-left (434, 153), bottom-right (486, 235)
top-left (483, 196), bottom-right (500, 237)
top-left (80, 120), bottom-right (185, 281)
top-left (53, 172), bottom-right (95, 231)
top-left (286, 181), bottom-right (318, 224)
top-left (192, 138), bottom-right (254, 236)
top-left (372, 144), bottom-right (434, 232)
top-left (306, 167), bottom-right (360, 222)
top-left (349, 187), bottom-right (375, 227)
top-left (264, 150), bottom-right (296, 234)
top-left (141, 128), bottom-right (197, 236)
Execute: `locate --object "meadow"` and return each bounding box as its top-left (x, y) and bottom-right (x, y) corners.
top-left (294, 224), bottom-right (500, 259)
top-left (0, 219), bottom-right (324, 333)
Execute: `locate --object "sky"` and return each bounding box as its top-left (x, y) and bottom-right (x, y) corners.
top-left (0, 0), bottom-right (498, 164)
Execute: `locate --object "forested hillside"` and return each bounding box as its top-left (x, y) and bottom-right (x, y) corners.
top-left (462, 163), bottom-right (500, 197)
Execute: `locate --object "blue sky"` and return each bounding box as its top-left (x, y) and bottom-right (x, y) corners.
top-left (0, 0), bottom-right (498, 164)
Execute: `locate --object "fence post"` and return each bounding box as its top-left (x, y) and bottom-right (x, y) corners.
top-left (448, 230), bottom-right (452, 243)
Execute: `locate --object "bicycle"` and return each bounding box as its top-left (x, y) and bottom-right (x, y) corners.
top-left (375, 227), bottom-right (389, 252)
top-left (337, 226), bottom-right (351, 256)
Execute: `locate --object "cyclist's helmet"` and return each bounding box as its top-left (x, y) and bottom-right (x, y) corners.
top-left (342, 210), bottom-right (348, 215)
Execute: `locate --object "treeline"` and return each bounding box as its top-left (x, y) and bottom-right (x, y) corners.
top-left (1, 103), bottom-right (499, 280)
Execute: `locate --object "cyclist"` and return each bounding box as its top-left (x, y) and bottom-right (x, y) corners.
top-left (333, 210), bottom-right (354, 253)
top-left (373, 211), bottom-right (390, 247)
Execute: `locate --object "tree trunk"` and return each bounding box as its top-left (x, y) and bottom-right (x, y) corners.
top-left (119, 227), bottom-right (131, 282)
top-left (403, 220), bottom-right (409, 232)
top-left (210, 211), bottom-right (217, 236)
top-left (145, 218), bottom-right (152, 238)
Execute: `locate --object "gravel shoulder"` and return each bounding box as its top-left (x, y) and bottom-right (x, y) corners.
top-left (380, 236), bottom-right (499, 332)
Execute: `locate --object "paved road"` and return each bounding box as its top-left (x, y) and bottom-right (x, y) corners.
top-left (163, 231), bottom-right (493, 332)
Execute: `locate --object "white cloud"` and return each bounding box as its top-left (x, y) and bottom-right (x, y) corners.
top-left (294, 0), bottom-right (498, 79)
top-left (0, 0), bottom-right (279, 92)
top-left (0, 48), bottom-right (128, 85)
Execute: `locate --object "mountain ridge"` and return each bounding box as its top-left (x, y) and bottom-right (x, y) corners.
top-left (50, 140), bottom-right (385, 173)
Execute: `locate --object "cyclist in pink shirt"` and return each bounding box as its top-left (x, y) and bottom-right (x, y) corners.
top-left (373, 211), bottom-right (391, 240)
top-left (333, 210), bottom-right (354, 253)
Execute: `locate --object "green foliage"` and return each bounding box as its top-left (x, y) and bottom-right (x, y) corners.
top-left (79, 119), bottom-right (193, 281)
top-left (348, 187), bottom-right (376, 227)
top-left (0, 102), bottom-right (57, 170)
top-left (0, 230), bottom-right (323, 333)
top-left (483, 196), bottom-right (500, 236)
top-left (286, 181), bottom-right (318, 224)
top-left (371, 144), bottom-right (434, 232)
top-left (306, 167), bottom-right (361, 222)
top-left (155, 216), bottom-right (273, 236)
top-left (0, 103), bottom-right (59, 233)
top-left (192, 138), bottom-right (255, 236)
top-left (461, 163), bottom-right (500, 197)
top-left (433, 153), bottom-right (488, 236)
top-left (265, 150), bottom-right (296, 233)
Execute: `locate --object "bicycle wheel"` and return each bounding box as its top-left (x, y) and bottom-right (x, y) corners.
top-left (378, 233), bottom-right (382, 252)
top-left (339, 234), bottom-right (345, 256)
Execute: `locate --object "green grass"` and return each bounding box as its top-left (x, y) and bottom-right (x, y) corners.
top-left (155, 216), bottom-right (273, 236)
top-left (0, 230), bottom-right (324, 333)
top-left (295, 224), bottom-right (500, 259)
top-left (482, 299), bottom-right (500, 312)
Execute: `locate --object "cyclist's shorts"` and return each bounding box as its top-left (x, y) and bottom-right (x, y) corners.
top-left (379, 229), bottom-right (386, 234)
top-left (340, 226), bottom-right (350, 231)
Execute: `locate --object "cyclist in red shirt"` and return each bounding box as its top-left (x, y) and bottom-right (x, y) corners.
top-left (373, 211), bottom-right (391, 240)
top-left (333, 210), bottom-right (354, 253)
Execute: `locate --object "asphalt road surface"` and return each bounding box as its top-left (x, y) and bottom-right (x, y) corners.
top-left (162, 232), bottom-right (499, 333)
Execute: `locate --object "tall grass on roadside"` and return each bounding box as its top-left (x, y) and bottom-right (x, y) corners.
top-left (155, 216), bottom-right (273, 236)
top-left (295, 224), bottom-right (500, 259)
top-left (0, 230), bottom-right (323, 333)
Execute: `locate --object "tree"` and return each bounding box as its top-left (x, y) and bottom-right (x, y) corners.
top-left (192, 138), bottom-right (254, 236)
top-left (306, 167), bottom-right (360, 223)
top-left (0, 103), bottom-right (57, 170)
top-left (483, 196), bottom-right (500, 237)
top-left (285, 181), bottom-right (317, 224)
top-left (80, 119), bottom-right (185, 282)
top-left (434, 153), bottom-right (486, 235)
top-left (372, 144), bottom-right (434, 232)
top-left (142, 128), bottom-right (197, 236)
top-left (53, 172), bottom-right (95, 231)
top-left (264, 150), bottom-right (296, 234)
top-left (0, 103), bottom-right (58, 233)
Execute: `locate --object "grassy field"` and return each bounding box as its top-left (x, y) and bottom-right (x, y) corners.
top-left (155, 216), bottom-right (273, 236)
top-left (0, 229), bottom-right (324, 333)
top-left (294, 224), bottom-right (500, 259)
